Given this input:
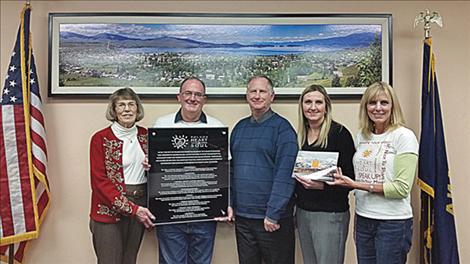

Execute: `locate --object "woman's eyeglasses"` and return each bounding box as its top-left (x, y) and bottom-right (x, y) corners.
top-left (115, 102), bottom-right (137, 111)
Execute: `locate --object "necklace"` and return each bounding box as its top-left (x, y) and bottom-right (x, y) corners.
top-left (122, 132), bottom-right (137, 143)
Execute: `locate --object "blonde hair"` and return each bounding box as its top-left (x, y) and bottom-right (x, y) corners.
top-left (359, 82), bottom-right (405, 138)
top-left (105, 87), bottom-right (144, 122)
top-left (297, 84), bottom-right (332, 148)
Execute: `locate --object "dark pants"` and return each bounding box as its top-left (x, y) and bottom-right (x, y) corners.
top-left (355, 214), bottom-right (413, 264)
top-left (89, 184), bottom-right (146, 264)
top-left (235, 216), bottom-right (295, 264)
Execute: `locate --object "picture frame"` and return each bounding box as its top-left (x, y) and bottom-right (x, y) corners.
top-left (48, 13), bottom-right (392, 99)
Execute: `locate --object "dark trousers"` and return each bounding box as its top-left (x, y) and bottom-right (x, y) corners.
top-left (89, 184), bottom-right (146, 264)
top-left (235, 216), bottom-right (295, 264)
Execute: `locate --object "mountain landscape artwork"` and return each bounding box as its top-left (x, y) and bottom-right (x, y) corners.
top-left (50, 14), bottom-right (390, 96)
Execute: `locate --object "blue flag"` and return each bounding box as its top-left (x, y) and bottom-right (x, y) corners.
top-left (418, 38), bottom-right (459, 264)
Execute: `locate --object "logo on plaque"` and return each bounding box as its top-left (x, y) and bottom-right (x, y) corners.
top-left (171, 135), bottom-right (189, 149)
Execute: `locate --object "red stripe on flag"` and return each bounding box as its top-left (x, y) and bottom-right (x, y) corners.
top-left (30, 106), bottom-right (44, 125)
top-left (13, 106), bottom-right (36, 233)
top-left (30, 130), bottom-right (46, 152)
top-left (31, 131), bottom-right (47, 174)
top-left (0, 165), bottom-right (14, 237)
top-left (37, 190), bottom-right (49, 217)
top-left (0, 245), bottom-right (6, 255)
top-left (33, 160), bottom-right (46, 177)
top-left (14, 241), bottom-right (26, 262)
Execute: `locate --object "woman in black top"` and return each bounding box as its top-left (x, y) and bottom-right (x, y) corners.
top-left (295, 84), bottom-right (355, 264)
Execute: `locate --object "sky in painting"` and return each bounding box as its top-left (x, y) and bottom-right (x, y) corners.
top-left (60, 23), bottom-right (382, 44)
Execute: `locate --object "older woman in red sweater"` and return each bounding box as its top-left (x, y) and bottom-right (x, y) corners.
top-left (89, 88), bottom-right (154, 264)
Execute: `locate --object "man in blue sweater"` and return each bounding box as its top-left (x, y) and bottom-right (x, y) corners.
top-left (230, 75), bottom-right (298, 264)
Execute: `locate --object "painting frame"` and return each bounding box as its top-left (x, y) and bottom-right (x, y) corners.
top-left (48, 12), bottom-right (392, 99)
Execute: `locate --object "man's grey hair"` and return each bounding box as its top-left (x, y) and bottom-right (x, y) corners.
top-left (247, 75), bottom-right (274, 93)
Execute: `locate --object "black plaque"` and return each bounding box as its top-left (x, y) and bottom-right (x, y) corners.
top-left (148, 127), bottom-right (229, 225)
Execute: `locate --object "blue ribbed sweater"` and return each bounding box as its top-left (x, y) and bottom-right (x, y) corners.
top-left (230, 112), bottom-right (298, 222)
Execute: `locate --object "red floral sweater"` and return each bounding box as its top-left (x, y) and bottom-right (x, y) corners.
top-left (89, 125), bottom-right (147, 223)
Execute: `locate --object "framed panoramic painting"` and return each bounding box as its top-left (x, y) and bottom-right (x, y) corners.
top-left (48, 13), bottom-right (392, 98)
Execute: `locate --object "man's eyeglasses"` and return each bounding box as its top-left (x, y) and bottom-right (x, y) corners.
top-left (180, 91), bottom-right (205, 99)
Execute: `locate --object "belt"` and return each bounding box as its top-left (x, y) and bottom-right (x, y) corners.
top-left (125, 189), bottom-right (145, 199)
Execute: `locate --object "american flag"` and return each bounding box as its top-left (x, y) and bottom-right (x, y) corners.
top-left (0, 4), bottom-right (50, 263)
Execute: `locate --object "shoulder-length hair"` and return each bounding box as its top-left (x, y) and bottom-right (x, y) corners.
top-left (105, 87), bottom-right (144, 122)
top-left (297, 84), bottom-right (332, 148)
top-left (359, 82), bottom-right (405, 138)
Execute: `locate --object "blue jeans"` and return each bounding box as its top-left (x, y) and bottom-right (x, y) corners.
top-left (156, 221), bottom-right (217, 264)
top-left (235, 216), bottom-right (295, 264)
top-left (355, 214), bottom-right (413, 264)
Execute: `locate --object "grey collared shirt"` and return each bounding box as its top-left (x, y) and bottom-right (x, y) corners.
top-left (250, 109), bottom-right (273, 124)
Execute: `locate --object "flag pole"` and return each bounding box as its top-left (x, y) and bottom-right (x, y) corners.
top-left (414, 9), bottom-right (443, 264)
top-left (8, 245), bottom-right (13, 264)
